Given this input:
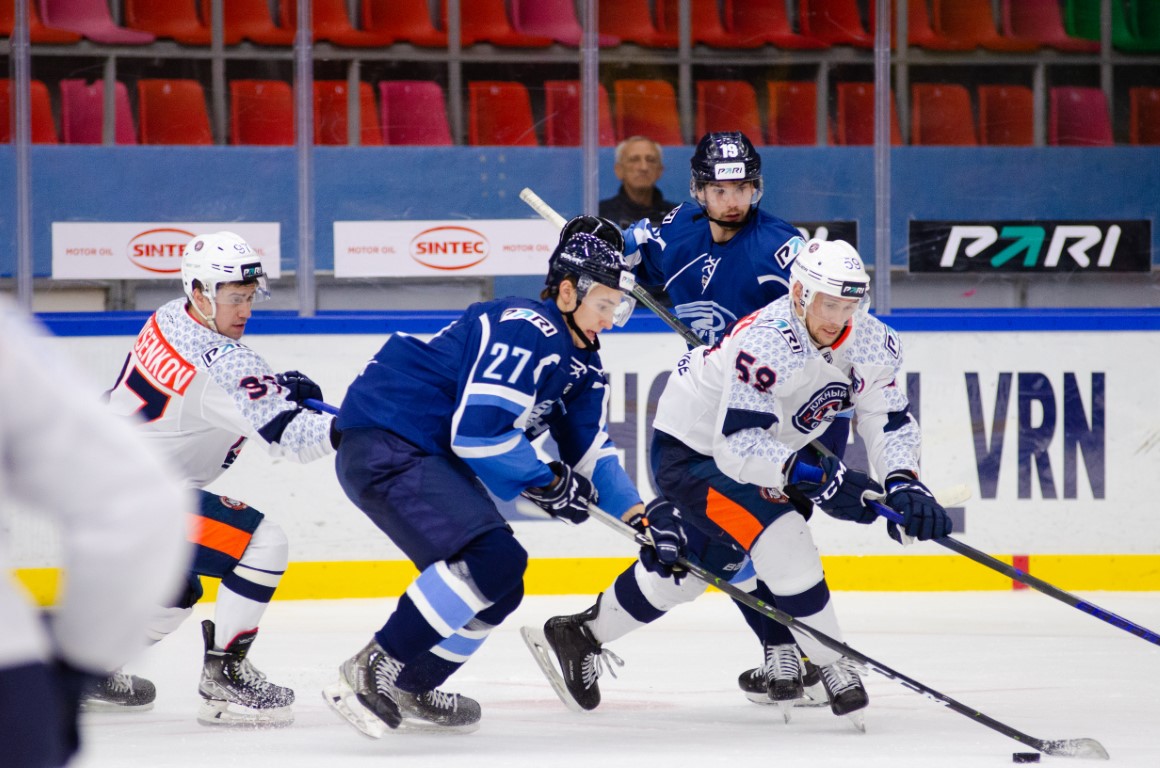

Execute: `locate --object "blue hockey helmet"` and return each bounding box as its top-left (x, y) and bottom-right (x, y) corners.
top-left (546, 232), bottom-right (637, 327)
top-left (689, 131), bottom-right (763, 209)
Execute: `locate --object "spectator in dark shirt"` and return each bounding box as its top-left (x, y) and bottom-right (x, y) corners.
top-left (599, 136), bottom-right (678, 228)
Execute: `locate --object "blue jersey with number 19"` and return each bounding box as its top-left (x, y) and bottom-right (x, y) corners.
top-left (337, 297), bottom-right (640, 515)
top-left (634, 203), bottom-right (805, 346)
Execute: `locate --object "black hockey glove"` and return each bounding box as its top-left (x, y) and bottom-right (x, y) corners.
top-left (628, 498), bottom-right (688, 583)
top-left (275, 370), bottom-right (323, 406)
top-left (883, 471), bottom-right (951, 542)
top-left (521, 461), bottom-right (595, 524)
top-left (789, 454), bottom-right (882, 525)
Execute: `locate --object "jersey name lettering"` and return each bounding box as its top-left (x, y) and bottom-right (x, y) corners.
top-left (133, 317), bottom-right (196, 394)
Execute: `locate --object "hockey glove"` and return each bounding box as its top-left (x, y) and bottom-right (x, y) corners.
top-left (521, 461), bottom-right (595, 525)
top-left (789, 454), bottom-right (882, 524)
top-left (621, 218), bottom-right (663, 266)
top-left (628, 498), bottom-right (688, 583)
top-left (275, 370), bottom-right (323, 405)
top-left (883, 472), bottom-right (951, 542)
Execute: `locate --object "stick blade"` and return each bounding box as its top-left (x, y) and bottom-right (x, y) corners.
top-left (1036, 737), bottom-right (1110, 760)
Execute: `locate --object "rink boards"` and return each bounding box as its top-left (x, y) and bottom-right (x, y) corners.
top-left (11, 309), bottom-right (1160, 601)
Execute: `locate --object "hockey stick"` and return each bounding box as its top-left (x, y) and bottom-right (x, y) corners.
top-left (304, 398), bottom-right (338, 415)
top-left (869, 500), bottom-right (1160, 647)
top-left (588, 507), bottom-right (1108, 760)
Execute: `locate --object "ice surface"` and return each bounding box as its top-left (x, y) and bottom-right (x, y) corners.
top-left (73, 592), bottom-right (1159, 767)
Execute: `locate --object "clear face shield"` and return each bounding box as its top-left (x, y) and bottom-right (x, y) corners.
top-left (576, 272), bottom-right (638, 327)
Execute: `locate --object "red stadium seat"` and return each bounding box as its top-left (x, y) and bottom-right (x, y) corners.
top-left (656, 0), bottom-right (763, 49)
top-left (199, 0), bottom-right (293, 45)
top-left (766, 81), bottom-right (817, 146)
top-left (833, 82), bottom-right (901, 145)
top-left (511, 0), bottom-right (619, 47)
top-left (468, 81), bottom-right (538, 146)
top-left (910, 83), bottom-right (977, 145)
top-left (379, 80), bottom-right (452, 145)
top-left (978, 84), bottom-right (1034, 146)
top-left (39, 0), bottom-right (155, 44)
top-left (1129, 87), bottom-right (1160, 146)
top-left (230, 79), bottom-right (295, 145)
top-left (137, 78), bottom-right (213, 145)
top-left (0, 0), bottom-right (82, 43)
top-left (730, 0), bottom-right (829, 49)
top-left (1049, 86), bottom-right (1113, 146)
top-left (543, 80), bottom-right (615, 147)
top-left (124, 0), bottom-right (211, 45)
top-left (696, 80), bottom-right (762, 143)
top-left (442, 0), bottom-right (553, 47)
top-left (60, 78), bottom-right (137, 144)
top-left (931, 0), bottom-right (1039, 52)
top-left (0, 79), bottom-right (58, 143)
top-left (613, 79), bottom-right (683, 145)
top-left (599, 0), bottom-right (677, 48)
top-left (799, 0), bottom-right (873, 48)
top-left (280, 0), bottom-right (394, 47)
top-left (314, 81), bottom-right (384, 146)
top-left (1002, 0), bottom-right (1098, 52)
top-left (362, 0), bottom-right (446, 47)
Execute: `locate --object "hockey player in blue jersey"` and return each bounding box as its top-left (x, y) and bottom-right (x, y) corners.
top-left (323, 230), bottom-right (659, 737)
top-left (533, 132), bottom-right (858, 718)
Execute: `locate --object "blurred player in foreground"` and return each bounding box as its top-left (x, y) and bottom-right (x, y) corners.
top-left (0, 301), bottom-right (190, 767)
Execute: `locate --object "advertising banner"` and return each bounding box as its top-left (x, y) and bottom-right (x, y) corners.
top-left (51, 222), bottom-right (282, 280)
top-left (909, 220), bottom-right (1151, 273)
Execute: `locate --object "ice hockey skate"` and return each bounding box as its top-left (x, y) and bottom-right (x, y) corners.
top-left (197, 620), bottom-right (294, 727)
top-left (396, 687), bottom-right (482, 734)
top-left (81, 669), bottom-right (156, 712)
top-left (323, 637), bottom-right (403, 738)
top-left (521, 599), bottom-right (623, 712)
top-left (738, 649), bottom-right (828, 716)
top-left (818, 657), bottom-right (869, 732)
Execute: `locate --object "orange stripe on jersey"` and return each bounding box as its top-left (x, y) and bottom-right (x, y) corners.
top-left (132, 316), bottom-right (196, 394)
top-left (704, 488), bottom-right (764, 551)
top-left (190, 514), bottom-right (253, 560)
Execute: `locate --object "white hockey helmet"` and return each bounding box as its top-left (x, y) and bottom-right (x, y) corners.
top-left (790, 238), bottom-right (870, 313)
top-left (181, 231), bottom-right (270, 305)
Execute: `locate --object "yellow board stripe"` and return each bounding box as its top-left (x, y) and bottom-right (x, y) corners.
top-left (15, 554), bottom-right (1160, 606)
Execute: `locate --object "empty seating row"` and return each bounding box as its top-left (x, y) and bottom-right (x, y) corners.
top-left (0, 78), bottom-right (451, 145)
top-left (4, 1), bottom-right (1155, 52)
top-left (6, 77), bottom-right (1159, 147)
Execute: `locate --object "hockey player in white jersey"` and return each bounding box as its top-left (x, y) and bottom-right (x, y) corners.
top-left (98, 232), bottom-right (340, 727)
top-left (0, 301), bottom-right (190, 768)
top-left (539, 239), bottom-right (952, 724)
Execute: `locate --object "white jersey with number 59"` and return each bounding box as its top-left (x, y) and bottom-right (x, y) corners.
top-left (653, 295), bottom-right (922, 490)
top-left (106, 298), bottom-right (334, 488)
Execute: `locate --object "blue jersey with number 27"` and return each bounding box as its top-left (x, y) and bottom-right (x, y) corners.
top-left (337, 297), bottom-right (640, 516)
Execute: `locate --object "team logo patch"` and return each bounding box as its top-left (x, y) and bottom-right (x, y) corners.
top-left (218, 496), bottom-right (248, 510)
top-left (500, 307), bottom-right (557, 337)
top-left (202, 343), bottom-right (240, 367)
top-left (841, 282), bottom-right (866, 298)
top-left (791, 383), bottom-right (850, 433)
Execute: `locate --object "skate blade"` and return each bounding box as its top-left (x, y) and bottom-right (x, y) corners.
top-left (797, 683), bottom-right (830, 708)
top-left (80, 700), bottom-right (155, 713)
top-left (197, 698), bottom-right (293, 728)
top-left (519, 625), bottom-right (586, 714)
top-left (397, 716), bottom-right (480, 735)
top-left (321, 680), bottom-right (387, 739)
top-left (844, 710), bottom-right (866, 733)
top-left (777, 700), bottom-right (793, 724)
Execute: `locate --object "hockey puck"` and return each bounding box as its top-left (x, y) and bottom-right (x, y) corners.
top-left (1012, 753), bottom-right (1041, 763)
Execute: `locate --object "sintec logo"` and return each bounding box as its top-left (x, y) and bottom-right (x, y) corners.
top-left (410, 226), bottom-right (490, 270)
top-left (127, 228), bottom-right (196, 274)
